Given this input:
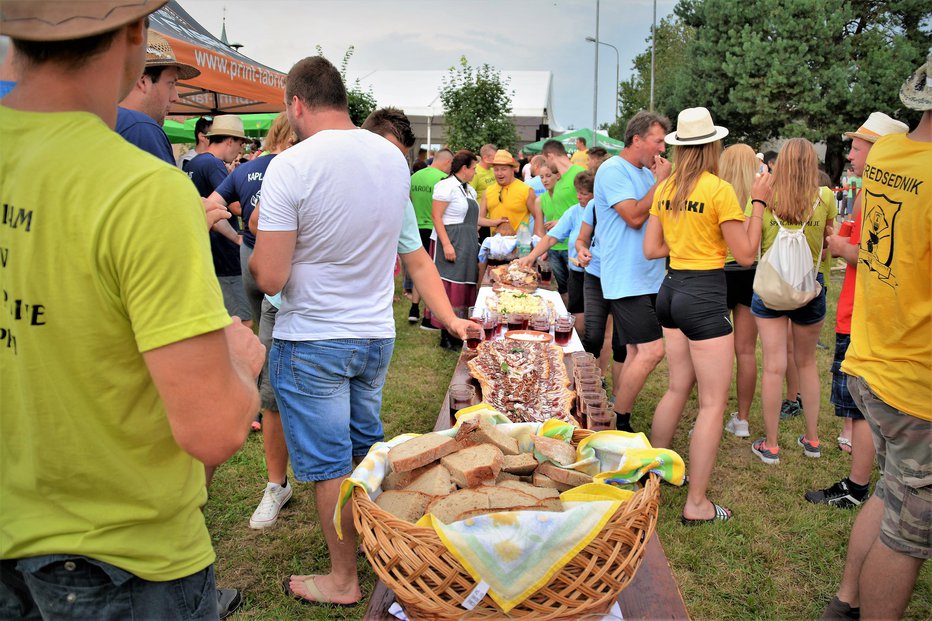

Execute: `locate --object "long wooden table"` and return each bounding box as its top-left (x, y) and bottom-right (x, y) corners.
top-left (362, 348), bottom-right (690, 620)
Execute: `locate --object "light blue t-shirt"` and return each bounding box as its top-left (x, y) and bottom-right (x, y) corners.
top-left (397, 200), bottom-right (423, 254)
top-left (581, 201), bottom-right (601, 278)
top-left (593, 156), bottom-right (664, 298)
top-left (527, 175), bottom-right (546, 197)
top-left (547, 204), bottom-right (585, 272)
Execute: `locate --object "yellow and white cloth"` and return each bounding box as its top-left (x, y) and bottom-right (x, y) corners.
top-left (336, 407), bottom-right (684, 613)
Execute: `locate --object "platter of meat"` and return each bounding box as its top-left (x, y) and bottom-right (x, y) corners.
top-left (489, 261), bottom-right (540, 293)
top-left (467, 340), bottom-right (576, 424)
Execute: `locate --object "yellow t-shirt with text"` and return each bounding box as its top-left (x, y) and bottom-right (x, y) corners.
top-left (470, 164), bottom-right (496, 198)
top-left (651, 172), bottom-right (746, 270)
top-left (0, 107), bottom-right (231, 579)
top-left (571, 149), bottom-right (589, 167)
top-left (841, 133), bottom-right (931, 420)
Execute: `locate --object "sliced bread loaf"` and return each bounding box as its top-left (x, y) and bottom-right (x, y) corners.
top-left (532, 471), bottom-right (572, 492)
top-left (388, 433), bottom-right (458, 473)
top-left (536, 461), bottom-right (593, 488)
top-left (375, 490), bottom-right (433, 522)
top-left (477, 486), bottom-right (541, 510)
top-left (402, 463), bottom-right (455, 495)
top-left (502, 452), bottom-right (539, 475)
top-left (441, 444), bottom-right (504, 488)
top-left (427, 489), bottom-right (489, 523)
top-left (496, 479), bottom-right (560, 500)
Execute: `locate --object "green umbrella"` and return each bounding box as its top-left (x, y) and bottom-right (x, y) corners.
top-left (182, 112), bottom-right (280, 139)
top-left (163, 119), bottom-right (194, 144)
top-left (522, 128), bottom-right (624, 155)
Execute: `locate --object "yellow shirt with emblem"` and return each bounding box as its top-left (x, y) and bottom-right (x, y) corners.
top-left (650, 172), bottom-right (746, 270)
top-left (841, 133), bottom-right (932, 421)
top-left (484, 179), bottom-right (534, 233)
top-left (470, 164), bottom-right (496, 198)
top-left (570, 148), bottom-right (589, 167)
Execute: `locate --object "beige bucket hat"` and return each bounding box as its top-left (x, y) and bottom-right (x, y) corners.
top-left (205, 115), bottom-right (246, 139)
top-left (146, 31), bottom-right (200, 80)
top-left (0, 0), bottom-right (167, 42)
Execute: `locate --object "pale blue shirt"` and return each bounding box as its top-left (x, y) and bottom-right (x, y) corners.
top-left (397, 200), bottom-right (422, 254)
top-left (593, 156), bottom-right (664, 298)
top-left (546, 204), bottom-right (585, 272)
top-left (527, 175), bottom-right (546, 197)
top-left (581, 201), bottom-right (601, 278)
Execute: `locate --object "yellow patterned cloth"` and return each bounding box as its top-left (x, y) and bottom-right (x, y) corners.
top-left (336, 408), bottom-right (684, 612)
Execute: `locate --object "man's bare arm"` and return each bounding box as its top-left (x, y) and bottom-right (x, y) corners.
top-left (250, 229), bottom-right (296, 294)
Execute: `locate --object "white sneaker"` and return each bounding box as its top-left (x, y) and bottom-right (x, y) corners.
top-left (249, 481), bottom-right (292, 529)
top-left (724, 413), bottom-right (750, 438)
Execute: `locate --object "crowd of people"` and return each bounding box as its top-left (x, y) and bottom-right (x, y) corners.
top-left (1, 1), bottom-right (928, 618)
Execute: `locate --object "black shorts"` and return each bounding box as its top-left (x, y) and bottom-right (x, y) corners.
top-left (418, 227), bottom-right (432, 251)
top-left (608, 294), bottom-right (662, 345)
top-left (582, 272), bottom-right (626, 362)
top-left (567, 269), bottom-right (585, 314)
top-left (724, 263), bottom-right (756, 309)
top-left (656, 268), bottom-right (732, 341)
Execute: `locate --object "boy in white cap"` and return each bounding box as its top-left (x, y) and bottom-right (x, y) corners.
top-left (821, 55), bottom-right (931, 621)
top-left (0, 2), bottom-right (262, 617)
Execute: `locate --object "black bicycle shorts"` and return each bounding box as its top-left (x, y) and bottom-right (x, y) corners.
top-left (655, 268), bottom-right (732, 341)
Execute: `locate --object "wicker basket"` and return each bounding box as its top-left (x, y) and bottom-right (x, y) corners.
top-left (352, 428), bottom-right (660, 620)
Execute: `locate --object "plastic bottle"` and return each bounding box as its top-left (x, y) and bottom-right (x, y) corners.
top-left (516, 222), bottom-right (531, 257)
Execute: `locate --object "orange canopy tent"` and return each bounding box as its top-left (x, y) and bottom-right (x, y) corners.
top-left (149, 1), bottom-right (286, 115)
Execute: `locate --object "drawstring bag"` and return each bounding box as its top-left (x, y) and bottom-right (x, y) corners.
top-left (753, 200), bottom-right (823, 311)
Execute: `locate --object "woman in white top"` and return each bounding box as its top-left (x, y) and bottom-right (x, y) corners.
top-left (424, 150), bottom-right (480, 348)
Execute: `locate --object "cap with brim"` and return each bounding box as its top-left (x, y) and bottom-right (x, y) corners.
top-left (899, 54), bottom-right (931, 112)
top-left (0, 0), bottom-right (168, 42)
top-left (205, 114), bottom-right (246, 139)
top-left (491, 149), bottom-right (518, 168)
top-left (756, 152), bottom-right (765, 160)
top-left (147, 31), bottom-right (200, 80)
top-left (665, 107), bottom-right (729, 146)
top-left (844, 111), bottom-right (909, 143)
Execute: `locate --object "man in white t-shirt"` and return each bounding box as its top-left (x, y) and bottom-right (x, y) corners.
top-left (249, 57), bottom-right (471, 606)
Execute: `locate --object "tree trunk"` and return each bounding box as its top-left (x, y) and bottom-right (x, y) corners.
top-left (824, 134), bottom-right (847, 186)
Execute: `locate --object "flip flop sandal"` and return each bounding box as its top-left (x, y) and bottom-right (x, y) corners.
top-left (837, 436), bottom-right (852, 453)
top-left (281, 576), bottom-right (359, 607)
top-left (681, 503), bottom-right (732, 526)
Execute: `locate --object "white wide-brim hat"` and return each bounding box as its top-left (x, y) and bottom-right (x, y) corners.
top-left (899, 53), bottom-right (931, 112)
top-left (665, 107), bottom-right (729, 145)
top-left (844, 112), bottom-right (909, 143)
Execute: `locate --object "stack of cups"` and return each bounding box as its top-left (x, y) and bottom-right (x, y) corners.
top-left (570, 353), bottom-right (611, 429)
top-left (529, 310), bottom-right (551, 333)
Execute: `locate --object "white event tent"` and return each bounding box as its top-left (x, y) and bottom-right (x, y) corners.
top-left (345, 70), bottom-right (564, 149)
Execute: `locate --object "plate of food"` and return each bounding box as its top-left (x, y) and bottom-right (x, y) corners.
top-left (504, 330), bottom-right (553, 343)
top-left (489, 261), bottom-right (540, 293)
top-left (486, 290), bottom-right (553, 316)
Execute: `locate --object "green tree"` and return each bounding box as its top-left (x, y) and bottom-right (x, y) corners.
top-left (316, 45), bottom-right (377, 126)
top-left (610, 15), bottom-right (694, 140)
top-left (669, 0), bottom-right (928, 181)
top-left (440, 57), bottom-right (518, 152)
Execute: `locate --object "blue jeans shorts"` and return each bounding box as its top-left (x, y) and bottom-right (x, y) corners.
top-left (0, 556), bottom-right (216, 620)
top-left (750, 273), bottom-right (826, 325)
top-left (831, 333), bottom-right (862, 419)
top-left (270, 338), bottom-right (394, 482)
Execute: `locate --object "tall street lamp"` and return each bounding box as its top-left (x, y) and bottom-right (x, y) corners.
top-left (585, 36), bottom-right (619, 124)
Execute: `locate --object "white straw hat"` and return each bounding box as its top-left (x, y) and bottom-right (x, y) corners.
top-left (844, 112), bottom-right (909, 143)
top-left (899, 53), bottom-right (931, 112)
top-left (205, 115), bottom-right (246, 139)
top-left (146, 31), bottom-right (200, 81)
top-left (665, 107), bottom-right (729, 146)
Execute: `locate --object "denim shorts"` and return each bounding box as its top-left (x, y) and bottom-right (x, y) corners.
top-left (830, 333), bottom-right (861, 419)
top-left (0, 556), bottom-right (216, 620)
top-left (548, 249), bottom-right (570, 294)
top-left (270, 338), bottom-right (394, 482)
top-left (750, 273), bottom-right (826, 325)
top-left (848, 376), bottom-right (931, 560)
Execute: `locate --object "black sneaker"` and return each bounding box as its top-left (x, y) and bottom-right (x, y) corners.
top-left (420, 317), bottom-right (439, 331)
top-left (805, 479), bottom-right (867, 508)
top-left (217, 588), bottom-right (242, 619)
top-left (780, 398), bottom-right (802, 419)
top-left (615, 413), bottom-right (634, 433)
top-left (408, 303), bottom-right (419, 323)
top-left (820, 595), bottom-right (860, 620)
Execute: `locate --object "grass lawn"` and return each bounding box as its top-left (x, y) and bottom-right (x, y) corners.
top-left (206, 272), bottom-right (930, 620)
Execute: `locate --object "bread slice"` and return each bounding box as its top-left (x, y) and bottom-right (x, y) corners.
top-left (532, 471), bottom-right (572, 492)
top-left (402, 464), bottom-right (455, 496)
top-left (427, 489), bottom-right (489, 523)
top-left (536, 497), bottom-right (564, 512)
top-left (383, 461), bottom-right (434, 490)
top-left (537, 461), bottom-right (593, 488)
top-left (533, 435), bottom-right (577, 466)
top-left (496, 480), bottom-right (560, 501)
top-left (477, 486), bottom-right (541, 510)
top-left (502, 453), bottom-right (539, 475)
top-left (455, 418), bottom-right (520, 455)
top-left (496, 471), bottom-right (520, 482)
top-left (375, 490), bottom-right (433, 522)
top-left (441, 444), bottom-right (504, 488)
top-left (388, 433), bottom-right (459, 473)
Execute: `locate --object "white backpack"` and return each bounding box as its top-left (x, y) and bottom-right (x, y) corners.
top-left (752, 200), bottom-right (823, 311)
